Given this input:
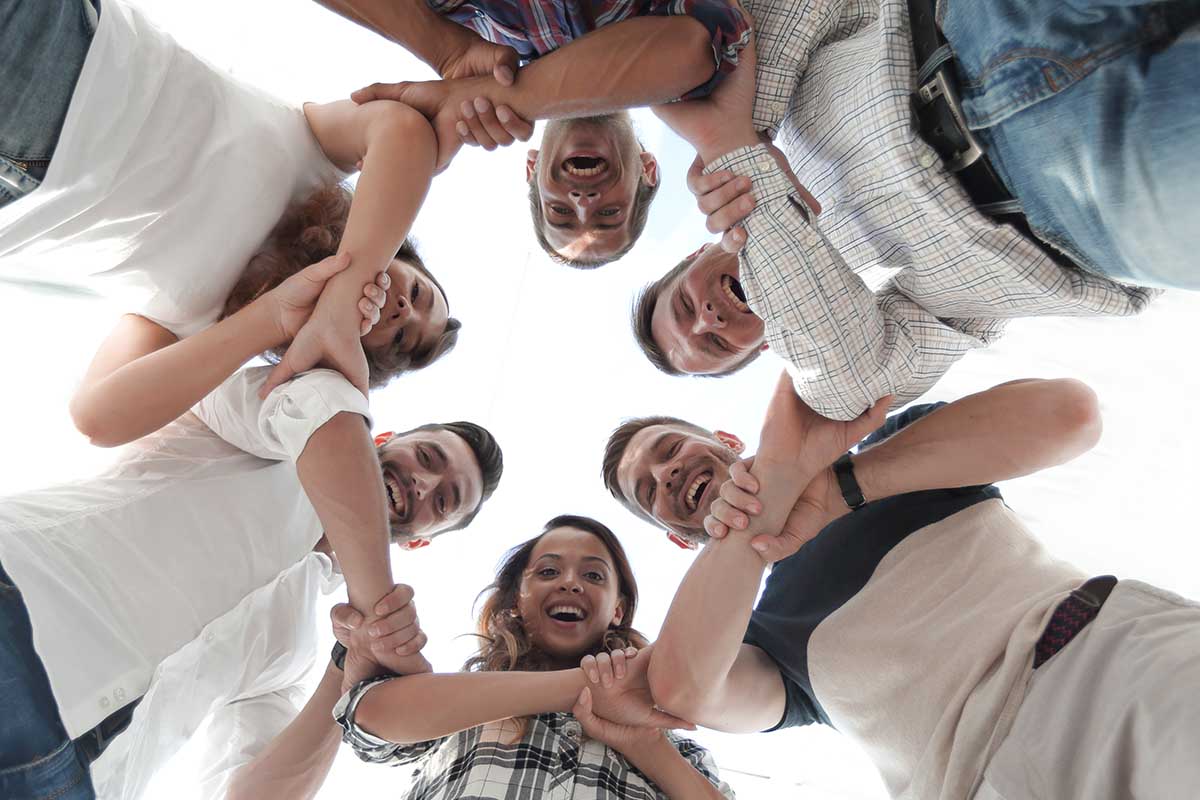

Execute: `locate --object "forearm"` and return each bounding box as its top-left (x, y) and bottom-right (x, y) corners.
top-left (650, 534), bottom-right (765, 719)
top-left (226, 665), bottom-right (343, 800)
top-left (70, 304), bottom-right (283, 447)
top-left (295, 411), bottom-right (393, 614)
top-left (488, 17), bottom-right (714, 120)
top-left (312, 0), bottom-right (470, 72)
top-left (855, 379), bottom-right (1102, 499)
top-left (625, 736), bottom-right (727, 800)
top-left (354, 669), bottom-right (586, 743)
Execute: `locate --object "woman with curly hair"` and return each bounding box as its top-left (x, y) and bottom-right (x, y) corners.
top-left (0, 0), bottom-right (477, 447)
top-left (320, 514), bottom-right (735, 799)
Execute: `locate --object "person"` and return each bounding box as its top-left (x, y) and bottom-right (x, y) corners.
top-left (324, 514), bottom-right (735, 799)
top-left (626, 374), bottom-right (1200, 797)
top-left (0, 364), bottom-right (504, 800)
top-left (324, 0), bottom-right (752, 266)
top-left (628, 0), bottom-right (1196, 418)
top-left (0, 0), bottom-right (459, 438)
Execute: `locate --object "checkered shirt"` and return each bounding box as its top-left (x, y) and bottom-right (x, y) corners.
top-left (426, 0), bottom-right (751, 98)
top-left (707, 0), bottom-right (1159, 421)
top-left (335, 676), bottom-right (735, 799)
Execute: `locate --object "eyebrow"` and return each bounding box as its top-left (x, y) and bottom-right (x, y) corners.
top-left (537, 553), bottom-right (613, 569)
top-left (546, 219), bottom-right (624, 232)
top-left (429, 442), bottom-right (447, 469)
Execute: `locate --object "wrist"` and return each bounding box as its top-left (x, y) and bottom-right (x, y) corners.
top-left (695, 127), bottom-right (761, 166)
top-left (243, 296), bottom-right (291, 350)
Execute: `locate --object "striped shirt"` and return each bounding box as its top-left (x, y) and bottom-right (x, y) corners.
top-left (335, 677), bottom-right (735, 799)
top-left (708, 0), bottom-right (1159, 421)
top-left (427, 0), bottom-right (751, 97)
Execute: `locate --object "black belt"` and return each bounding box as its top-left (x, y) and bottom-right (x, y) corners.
top-left (74, 697), bottom-right (141, 764)
top-left (906, 0), bottom-right (1023, 218)
top-left (1033, 575), bottom-right (1118, 669)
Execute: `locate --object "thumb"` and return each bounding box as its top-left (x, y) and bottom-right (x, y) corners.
top-left (848, 395), bottom-right (893, 441)
top-left (304, 252), bottom-right (351, 282)
top-left (493, 46), bottom-right (518, 87)
top-left (259, 358), bottom-right (297, 400)
top-left (572, 686), bottom-right (594, 719)
top-left (646, 708), bottom-right (696, 731)
top-left (330, 603), bottom-right (363, 633)
top-left (351, 81), bottom-right (408, 105)
top-left (686, 154), bottom-right (705, 193)
top-left (751, 532), bottom-right (799, 564)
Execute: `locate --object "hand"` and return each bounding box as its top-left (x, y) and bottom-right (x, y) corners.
top-left (259, 253), bottom-right (388, 340)
top-left (351, 78), bottom-right (532, 171)
top-left (580, 647), bottom-right (695, 731)
top-left (573, 678), bottom-right (667, 754)
top-left (332, 584), bottom-right (433, 689)
top-left (259, 289), bottom-right (369, 398)
top-left (439, 33), bottom-right (519, 87)
top-left (704, 458), bottom-right (845, 562)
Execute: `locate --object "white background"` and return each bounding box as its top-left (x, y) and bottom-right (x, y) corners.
top-left (1, 1), bottom-right (1198, 798)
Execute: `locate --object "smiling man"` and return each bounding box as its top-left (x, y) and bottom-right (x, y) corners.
top-left (0, 365), bottom-right (501, 800)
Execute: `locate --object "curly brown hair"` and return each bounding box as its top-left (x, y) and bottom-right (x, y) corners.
top-left (464, 515), bottom-right (648, 674)
top-left (222, 183), bottom-right (460, 388)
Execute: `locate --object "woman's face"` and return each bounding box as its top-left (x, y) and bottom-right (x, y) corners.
top-left (360, 259), bottom-right (449, 357)
top-left (515, 526), bottom-right (626, 665)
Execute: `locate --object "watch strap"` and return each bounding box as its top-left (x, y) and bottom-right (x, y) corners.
top-left (331, 641), bottom-right (348, 671)
top-left (833, 453), bottom-right (867, 510)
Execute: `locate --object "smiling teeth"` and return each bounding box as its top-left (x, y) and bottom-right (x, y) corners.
top-left (548, 605), bottom-right (586, 621)
top-left (721, 275), bottom-right (751, 313)
top-left (686, 472), bottom-right (710, 511)
top-left (563, 158), bottom-right (607, 177)
top-left (385, 476), bottom-right (404, 517)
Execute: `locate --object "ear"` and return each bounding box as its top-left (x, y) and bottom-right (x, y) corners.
top-left (526, 149), bottom-right (539, 182)
top-left (666, 531), bottom-right (698, 550)
top-left (611, 598), bottom-right (625, 628)
top-left (760, 342), bottom-right (769, 352)
top-left (684, 242), bottom-right (713, 260)
top-left (713, 430), bottom-right (745, 454)
top-left (401, 538), bottom-right (431, 551)
top-left (373, 431), bottom-right (395, 448)
top-left (639, 151), bottom-right (659, 187)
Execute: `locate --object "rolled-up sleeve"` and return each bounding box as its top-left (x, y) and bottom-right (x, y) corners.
top-left (192, 366), bottom-right (372, 462)
top-left (668, 733), bottom-right (737, 798)
top-left (647, 0), bottom-right (752, 98)
top-left (705, 144), bottom-right (983, 421)
top-left (333, 676), bottom-right (446, 766)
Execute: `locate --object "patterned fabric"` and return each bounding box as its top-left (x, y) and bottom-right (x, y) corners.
top-left (705, 0), bottom-right (1160, 421)
top-left (334, 676), bottom-right (735, 799)
top-left (1033, 578), bottom-right (1115, 668)
top-left (426, 0), bottom-right (750, 98)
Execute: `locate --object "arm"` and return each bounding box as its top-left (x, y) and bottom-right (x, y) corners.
top-left (70, 253), bottom-right (359, 447)
top-left (260, 100), bottom-right (437, 396)
top-left (623, 736), bottom-right (730, 799)
top-left (224, 664), bottom-right (344, 800)
top-left (311, 0), bottom-right (476, 76)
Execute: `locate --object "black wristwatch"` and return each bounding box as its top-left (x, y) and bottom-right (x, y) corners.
top-left (833, 453), bottom-right (867, 511)
top-left (331, 641), bottom-right (348, 671)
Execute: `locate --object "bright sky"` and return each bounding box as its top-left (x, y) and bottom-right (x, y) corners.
top-left (2, 1), bottom-right (1199, 798)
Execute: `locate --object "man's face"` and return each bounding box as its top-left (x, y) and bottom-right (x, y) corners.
top-left (527, 114), bottom-right (658, 263)
top-left (377, 429), bottom-right (483, 544)
top-left (650, 245), bottom-right (765, 374)
top-left (615, 423), bottom-right (741, 545)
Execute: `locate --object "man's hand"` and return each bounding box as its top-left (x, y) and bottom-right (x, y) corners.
top-left (351, 78), bottom-right (532, 170)
top-left (573, 650), bottom-right (668, 753)
top-left (332, 584), bottom-right (433, 690)
top-left (439, 33), bottom-right (519, 87)
top-left (704, 459), bottom-right (845, 562)
top-left (581, 647), bottom-right (695, 731)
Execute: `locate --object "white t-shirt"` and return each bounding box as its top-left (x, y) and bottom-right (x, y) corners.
top-left (0, 0), bottom-right (341, 338)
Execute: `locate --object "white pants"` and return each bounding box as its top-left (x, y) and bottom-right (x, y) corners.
top-left (975, 580), bottom-right (1200, 800)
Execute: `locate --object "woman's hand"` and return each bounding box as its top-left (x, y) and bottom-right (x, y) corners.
top-left (260, 253), bottom-right (390, 341)
top-left (578, 647), bottom-right (694, 733)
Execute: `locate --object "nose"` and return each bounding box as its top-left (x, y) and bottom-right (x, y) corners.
top-left (389, 293), bottom-right (412, 324)
top-left (559, 577), bottom-right (584, 594)
top-left (569, 191), bottom-right (598, 220)
top-left (691, 301), bottom-right (725, 335)
top-left (651, 461), bottom-right (681, 493)
top-left (411, 471), bottom-right (431, 500)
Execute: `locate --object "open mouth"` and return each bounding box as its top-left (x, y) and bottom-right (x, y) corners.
top-left (547, 604), bottom-right (588, 623)
top-left (684, 470), bottom-right (713, 513)
top-left (721, 274), bottom-right (751, 313)
top-left (383, 468), bottom-right (409, 522)
top-left (563, 155), bottom-right (608, 178)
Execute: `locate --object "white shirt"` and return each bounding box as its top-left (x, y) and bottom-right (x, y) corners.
top-left (0, 366), bottom-right (369, 800)
top-left (0, 0), bottom-right (340, 338)
top-left (711, 0), bottom-right (1159, 420)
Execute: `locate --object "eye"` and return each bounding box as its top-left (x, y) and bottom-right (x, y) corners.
top-left (550, 205), bottom-right (571, 215)
top-left (410, 281), bottom-right (420, 303)
top-left (417, 447), bottom-right (430, 468)
top-left (538, 567), bottom-right (558, 578)
top-left (668, 439), bottom-right (682, 458)
top-left (585, 571), bottom-right (605, 582)
top-left (648, 484), bottom-right (657, 507)
top-left (681, 293), bottom-right (694, 316)
top-left (393, 328), bottom-right (405, 346)
top-left (709, 334), bottom-right (732, 353)
top-left (436, 494), bottom-right (447, 516)
top-left (598, 208), bottom-right (619, 217)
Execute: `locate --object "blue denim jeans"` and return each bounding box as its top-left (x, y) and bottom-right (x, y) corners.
top-left (0, 560), bottom-right (96, 800)
top-left (940, 0), bottom-right (1200, 289)
top-left (0, 0), bottom-right (99, 207)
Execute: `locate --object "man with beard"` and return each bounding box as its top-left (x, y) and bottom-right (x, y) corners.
top-left (605, 377), bottom-right (1200, 797)
top-left (0, 366), bottom-right (502, 800)
top-left (317, 0), bottom-right (751, 266)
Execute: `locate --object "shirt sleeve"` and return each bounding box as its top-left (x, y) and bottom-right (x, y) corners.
top-left (195, 686), bottom-right (307, 800)
top-left (645, 0), bottom-right (752, 99)
top-left (857, 402), bottom-right (948, 449)
top-left (705, 144), bottom-right (985, 421)
top-left (191, 365), bottom-right (372, 462)
top-left (666, 733), bottom-right (737, 798)
top-left (333, 676), bottom-right (447, 766)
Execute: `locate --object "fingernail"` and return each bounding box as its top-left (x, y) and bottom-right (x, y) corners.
top-left (456, 121), bottom-right (469, 136)
top-left (368, 626), bottom-right (380, 637)
top-left (752, 541), bottom-right (768, 552)
top-left (473, 97), bottom-right (489, 112)
top-left (461, 102), bottom-right (475, 118)
top-left (497, 107), bottom-right (511, 123)
top-left (737, 516), bottom-right (748, 528)
top-left (380, 274), bottom-right (390, 287)
top-left (498, 66), bottom-right (513, 84)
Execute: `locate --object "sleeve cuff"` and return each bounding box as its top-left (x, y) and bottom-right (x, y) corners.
top-left (263, 369), bottom-right (373, 462)
top-left (703, 144), bottom-right (799, 210)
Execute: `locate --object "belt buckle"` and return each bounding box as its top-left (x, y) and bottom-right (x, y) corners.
top-left (915, 69), bottom-right (984, 172)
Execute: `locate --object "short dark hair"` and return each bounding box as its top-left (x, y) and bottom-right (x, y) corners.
top-left (632, 252), bottom-right (764, 378)
top-left (391, 420), bottom-right (504, 534)
top-left (601, 415), bottom-right (711, 515)
top-left (527, 166), bottom-right (661, 270)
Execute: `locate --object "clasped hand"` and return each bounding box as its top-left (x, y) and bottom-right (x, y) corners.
top-left (331, 583), bottom-right (432, 691)
top-left (571, 646), bottom-right (694, 753)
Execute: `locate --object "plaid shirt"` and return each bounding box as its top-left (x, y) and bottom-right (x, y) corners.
top-left (335, 676), bottom-right (735, 799)
top-left (426, 0), bottom-right (750, 98)
top-left (707, 0), bottom-right (1159, 421)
